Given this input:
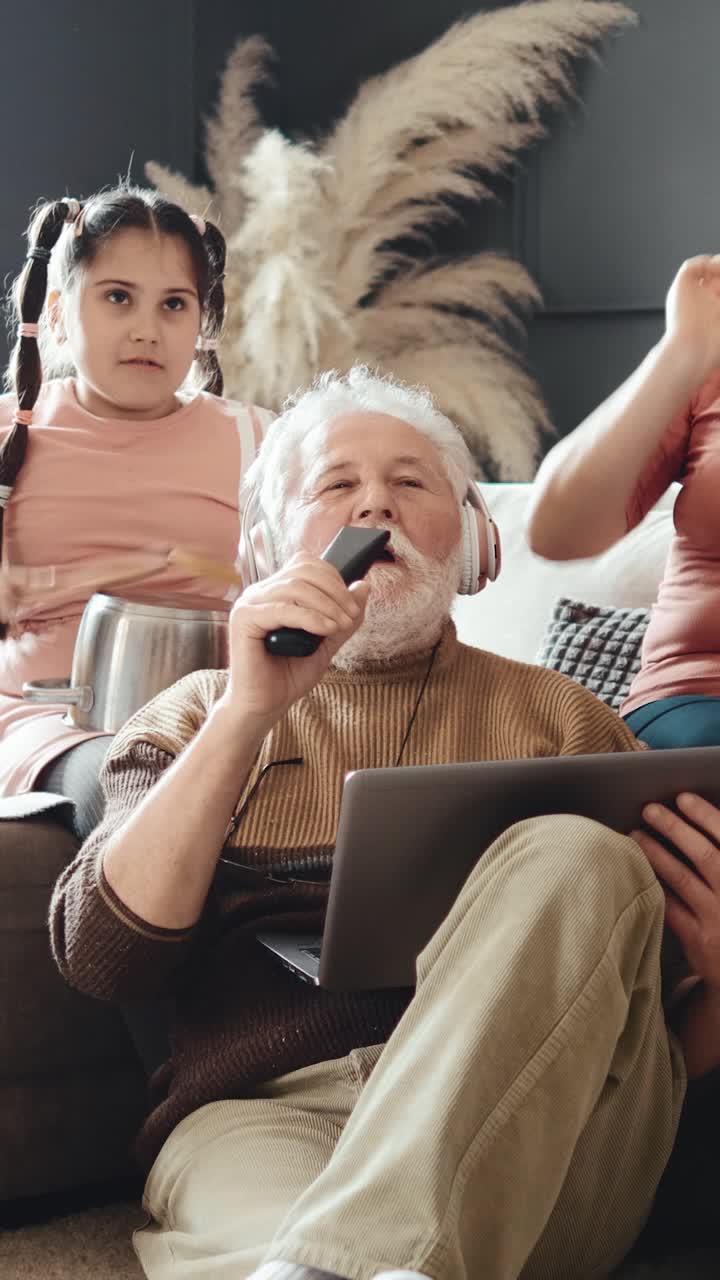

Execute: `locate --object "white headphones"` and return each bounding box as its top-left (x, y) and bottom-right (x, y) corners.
top-left (236, 479), bottom-right (501, 596)
top-left (458, 481), bottom-right (502, 594)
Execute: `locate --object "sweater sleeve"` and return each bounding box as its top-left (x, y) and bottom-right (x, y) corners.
top-left (48, 741), bottom-right (199, 1002)
top-left (48, 669), bottom-right (226, 1003)
top-left (555, 678), bottom-right (644, 756)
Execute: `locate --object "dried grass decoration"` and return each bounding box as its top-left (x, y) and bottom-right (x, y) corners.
top-left (147, 1), bottom-right (635, 478)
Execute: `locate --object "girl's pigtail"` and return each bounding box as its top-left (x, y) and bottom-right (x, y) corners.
top-left (0, 199), bottom-right (78, 637)
top-left (196, 219), bottom-right (226, 398)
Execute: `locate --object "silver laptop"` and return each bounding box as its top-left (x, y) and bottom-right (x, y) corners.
top-left (257, 745), bottom-right (720, 991)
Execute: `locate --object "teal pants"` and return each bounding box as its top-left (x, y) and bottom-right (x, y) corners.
top-left (623, 695), bottom-right (720, 749)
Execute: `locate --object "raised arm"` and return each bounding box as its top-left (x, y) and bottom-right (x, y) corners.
top-left (526, 256), bottom-right (720, 560)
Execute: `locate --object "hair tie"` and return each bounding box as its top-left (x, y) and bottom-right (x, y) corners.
top-left (189, 214), bottom-right (206, 236)
top-left (18, 323), bottom-right (39, 339)
top-left (64, 198), bottom-right (81, 222)
top-left (27, 246), bottom-right (51, 265)
top-left (13, 409), bottom-right (33, 427)
top-left (196, 335), bottom-right (219, 352)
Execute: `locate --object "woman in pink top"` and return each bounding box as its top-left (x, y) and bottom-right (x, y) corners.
top-left (0, 186), bottom-right (272, 808)
top-left (526, 254), bottom-right (720, 748)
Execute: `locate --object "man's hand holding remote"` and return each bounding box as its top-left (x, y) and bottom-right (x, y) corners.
top-left (222, 530), bottom-right (386, 735)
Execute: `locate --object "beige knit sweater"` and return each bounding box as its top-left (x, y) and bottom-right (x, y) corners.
top-left (49, 624), bottom-right (641, 1169)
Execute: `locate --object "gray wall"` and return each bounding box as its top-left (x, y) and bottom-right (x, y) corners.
top-left (1, 0), bottom-right (717, 445)
top-left (521, 0), bottom-right (720, 437)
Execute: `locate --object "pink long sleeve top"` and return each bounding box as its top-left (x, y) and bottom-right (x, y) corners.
top-left (0, 378), bottom-right (272, 794)
top-left (621, 368), bottom-right (720, 717)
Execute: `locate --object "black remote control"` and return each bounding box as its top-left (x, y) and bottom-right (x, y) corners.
top-left (264, 526), bottom-right (391, 657)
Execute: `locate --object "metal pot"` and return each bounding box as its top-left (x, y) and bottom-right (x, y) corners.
top-left (22, 592), bottom-right (230, 732)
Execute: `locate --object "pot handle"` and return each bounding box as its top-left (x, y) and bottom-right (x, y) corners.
top-left (22, 678), bottom-right (94, 712)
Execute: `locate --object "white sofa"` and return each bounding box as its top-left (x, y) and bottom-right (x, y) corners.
top-left (453, 481), bottom-right (676, 663)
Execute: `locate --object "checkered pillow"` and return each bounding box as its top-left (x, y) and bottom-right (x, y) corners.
top-left (537, 598), bottom-right (650, 710)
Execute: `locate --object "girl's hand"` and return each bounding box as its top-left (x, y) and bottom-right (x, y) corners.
top-left (222, 554), bottom-right (369, 732)
top-left (631, 793), bottom-right (720, 990)
top-left (664, 254), bottom-right (720, 383)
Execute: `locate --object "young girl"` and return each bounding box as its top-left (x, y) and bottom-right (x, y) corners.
top-left (526, 253), bottom-right (720, 748)
top-left (0, 186), bottom-right (273, 805)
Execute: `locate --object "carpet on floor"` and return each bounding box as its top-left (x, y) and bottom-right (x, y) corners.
top-left (0, 1201), bottom-right (144, 1280)
top-left (1, 1201), bottom-right (719, 1280)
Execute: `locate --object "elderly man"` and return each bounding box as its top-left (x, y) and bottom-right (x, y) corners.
top-left (50, 369), bottom-right (720, 1280)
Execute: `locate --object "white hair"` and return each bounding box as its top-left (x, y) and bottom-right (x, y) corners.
top-left (243, 366), bottom-right (474, 540)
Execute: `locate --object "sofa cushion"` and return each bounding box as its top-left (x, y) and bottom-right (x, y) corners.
top-left (0, 817), bottom-right (146, 1199)
top-left (453, 482), bottom-right (674, 664)
top-left (537, 598), bottom-right (650, 710)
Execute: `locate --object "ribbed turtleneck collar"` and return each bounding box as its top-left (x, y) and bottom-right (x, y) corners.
top-left (323, 620), bottom-right (460, 686)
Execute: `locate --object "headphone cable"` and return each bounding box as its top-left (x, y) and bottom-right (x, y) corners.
top-left (394, 635), bottom-right (442, 768)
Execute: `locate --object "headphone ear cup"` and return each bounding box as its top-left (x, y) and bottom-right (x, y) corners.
top-left (236, 491), bottom-right (257, 587)
top-left (249, 519), bottom-right (276, 582)
top-left (457, 485), bottom-right (501, 595)
top-left (459, 502), bottom-right (481, 595)
top-left (236, 488), bottom-right (277, 587)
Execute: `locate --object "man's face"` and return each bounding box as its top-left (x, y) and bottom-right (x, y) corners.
top-left (285, 412), bottom-right (462, 586)
top-left (281, 412), bottom-right (465, 664)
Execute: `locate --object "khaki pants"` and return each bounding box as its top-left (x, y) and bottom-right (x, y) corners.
top-left (134, 815), bottom-right (686, 1280)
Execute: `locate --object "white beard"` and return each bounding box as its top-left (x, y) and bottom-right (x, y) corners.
top-left (331, 528), bottom-right (463, 671)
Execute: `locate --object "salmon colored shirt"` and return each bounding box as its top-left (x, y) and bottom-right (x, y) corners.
top-left (621, 368), bottom-right (720, 717)
top-left (0, 378), bottom-right (272, 794)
